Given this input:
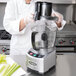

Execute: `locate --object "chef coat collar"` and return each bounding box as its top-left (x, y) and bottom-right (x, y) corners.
top-left (24, 0), bottom-right (34, 4)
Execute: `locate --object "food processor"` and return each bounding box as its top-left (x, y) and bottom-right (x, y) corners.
top-left (26, 2), bottom-right (57, 74)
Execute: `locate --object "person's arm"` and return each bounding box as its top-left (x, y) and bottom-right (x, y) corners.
top-left (3, 0), bottom-right (34, 35)
top-left (3, 0), bottom-right (25, 35)
top-left (19, 18), bottom-right (26, 31)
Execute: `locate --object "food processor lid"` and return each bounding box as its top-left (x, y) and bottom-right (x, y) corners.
top-left (34, 1), bottom-right (52, 3)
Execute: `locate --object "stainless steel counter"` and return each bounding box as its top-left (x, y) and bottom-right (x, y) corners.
top-left (10, 53), bottom-right (76, 76)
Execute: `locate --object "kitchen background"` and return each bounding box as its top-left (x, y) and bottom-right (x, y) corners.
top-left (0, 0), bottom-right (76, 54)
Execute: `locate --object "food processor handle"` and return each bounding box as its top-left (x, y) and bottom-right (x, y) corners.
top-left (31, 32), bottom-right (39, 50)
top-left (34, 12), bottom-right (39, 21)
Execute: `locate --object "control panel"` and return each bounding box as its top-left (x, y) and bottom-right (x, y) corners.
top-left (0, 45), bottom-right (10, 55)
top-left (28, 51), bottom-right (44, 58)
top-left (55, 37), bottom-right (76, 46)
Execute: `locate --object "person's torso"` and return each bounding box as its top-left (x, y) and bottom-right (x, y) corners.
top-left (10, 0), bottom-right (35, 55)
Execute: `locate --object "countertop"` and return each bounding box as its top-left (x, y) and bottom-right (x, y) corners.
top-left (10, 53), bottom-right (76, 76)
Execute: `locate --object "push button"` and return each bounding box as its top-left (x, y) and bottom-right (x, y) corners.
top-left (28, 51), bottom-right (33, 56)
top-left (38, 55), bottom-right (42, 58)
top-left (30, 53), bottom-right (33, 55)
top-left (33, 54), bottom-right (37, 57)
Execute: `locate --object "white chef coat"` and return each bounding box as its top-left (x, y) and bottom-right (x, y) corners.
top-left (3, 0), bottom-right (66, 55)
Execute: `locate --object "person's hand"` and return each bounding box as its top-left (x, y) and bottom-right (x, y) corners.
top-left (25, 13), bottom-right (34, 24)
top-left (19, 14), bottom-right (34, 31)
top-left (52, 12), bottom-right (63, 28)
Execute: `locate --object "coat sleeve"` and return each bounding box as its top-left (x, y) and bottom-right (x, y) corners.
top-left (52, 9), bottom-right (66, 30)
top-left (3, 0), bottom-right (26, 35)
